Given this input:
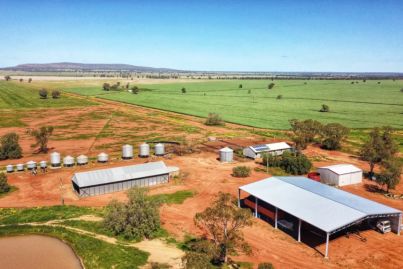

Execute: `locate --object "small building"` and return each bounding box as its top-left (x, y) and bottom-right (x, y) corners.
top-left (72, 161), bottom-right (178, 197)
top-left (317, 164), bottom-right (362, 186)
top-left (243, 142), bottom-right (292, 159)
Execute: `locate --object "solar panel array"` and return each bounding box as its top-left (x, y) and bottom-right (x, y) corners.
top-left (251, 144), bottom-right (269, 152)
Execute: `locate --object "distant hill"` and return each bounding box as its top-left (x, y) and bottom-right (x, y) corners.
top-left (0, 62), bottom-right (182, 72)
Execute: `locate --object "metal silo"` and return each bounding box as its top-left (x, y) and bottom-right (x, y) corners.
top-left (26, 161), bottom-right (37, 170)
top-left (77, 155), bottom-right (88, 165)
top-left (6, 165), bottom-right (13, 173)
top-left (63, 155), bottom-right (75, 167)
top-left (139, 143), bottom-right (150, 157)
top-left (155, 143), bottom-right (165, 156)
top-left (16, 163), bottom-right (24, 171)
top-left (219, 147), bottom-right (234, 163)
top-left (122, 144), bottom-right (133, 159)
top-left (97, 152), bottom-right (108, 163)
top-left (50, 152), bottom-right (61, 167)
top-left (40, 161), bottom-right (47, 168)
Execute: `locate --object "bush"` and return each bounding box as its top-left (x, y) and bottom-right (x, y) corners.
top-left (102, 83), bottom-right (110, 91)
top-left (280, 152), bottom-right (312, 175)
top-left (319, 104), bottom-right (329, 112)
top-left (205, 113), bottom-right (224, 126)
top-left (0, 173), bottom-right (10, 193)
top-left (131, 86), bottom-right (139, 94)
top-left (268, 83), bottom-right (275, 89)
top-left (39, 88), bottom-right (48, 99)
top-left (258, 263), bottom-right (274, 269)
top-left (232, 166), bottom-right (251, 177)
top-left (150, 262), bottom-right (171, 269)
top-left (28, 78), bottom-right (32, 83)
top-left (182, 87), bottom-right (186, 93)
top-left (262, 154), bottom-right (282, 167)
top-left (0, 132), bottom-right (22, 160)
top-left (4, 75), bottom-right (11, 81)
top-left (51, 90), bottom-right (61, 99)
top-left (276, 95), bottom-right (283, 99)
top-left (239, 84), bottom-right (243, 88)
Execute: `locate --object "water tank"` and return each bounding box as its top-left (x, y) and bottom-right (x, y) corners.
top-left (63, 155), bottom-right (75, 167)
top-left (40, 161), bottom-right (47, 168)
top-left (26, 161), bottom-right (37, 170)
top-left (50, 152), bottom-right (61, 167)
top-left (219, 147), bottom-right (234, 163)
top-left (77, 155), bottom-right (88, 165)
top-left (97, 152), bottom-right (108, 163)
top-left (155, 143), bottom-right (165, 156)
top-left (122, 144), bottom-right (133, 159)
top-left (139, 143), bottom-right (150, 157)
top-left (6, 165), bottom-right (13, 173)
top-left (16, 163), bottom-right (24, 171)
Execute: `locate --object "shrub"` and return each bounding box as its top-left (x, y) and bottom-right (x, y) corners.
top-left (248, 89), bottom-right (251, 94)
top-left (4, 75), bottom-right (11, 81)
top-left (262, 154), bottom-right (282, 167)
top-left (258, 263), bottom-right (274, 269)
top-left (102, 83), bottom-right (110, 91)
top-left (0, 132), bottom-right (22, 160)
top-left (319, 104), bottom-right (329, 112)
top-left (276, 95), bottom-right (283, 99)
top-left (280, 152), bottom-right (312, 175)
top-left (39, 88), bottom-right (48, 99)
top-left (205, 113), bottom-right (224, 126)
top-left (239, 84), bottom-right (243, 88)
top-left (131, 86), bottom-right (139, 94)
top-left (51, 90), bottom-right (61, 99)
top-left (232, 166), bottom-right (251, 177)
top-left (268, 83), bottom-right (275, 89)
top-left (150, 262), bottom-right (171, 269)
top-left (0, 173), bottom-right (10, 193)
top-left (181, 87), bottom-right (186, 94)
top-left (19, 78), bottom-right (23, 82)
top-left (28, 78), bottom-right (32, 83)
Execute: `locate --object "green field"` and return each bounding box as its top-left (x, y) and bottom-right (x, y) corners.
top-left (63, 80), bottom-right (403, 129)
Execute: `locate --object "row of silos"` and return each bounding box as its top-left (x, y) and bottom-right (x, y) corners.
top-left (122, 143), bottom-right (165, 159)
top-left (6, 160), bottom-right (48, 173)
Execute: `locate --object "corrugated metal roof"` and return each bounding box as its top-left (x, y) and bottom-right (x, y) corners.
top-left (72, 161), bottom-right (170, 187)
top-left (250, 142), bottom-right (291, 153)
top-left (318, 164), bottom-right (362, 175)
top-left (240, 177), bottom-right (401, 233)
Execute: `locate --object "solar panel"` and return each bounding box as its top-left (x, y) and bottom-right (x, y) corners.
top-left (252, 144), bottom-right (269, 152)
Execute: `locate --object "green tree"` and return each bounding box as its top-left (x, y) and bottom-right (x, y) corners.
top-left (279, 152), bottom-right (312, 175)
top-left (51, 90), bottom-right (61, 99)
top-left (104, 187), bottom-right (160, 239)
top-left (320, 123), bottom-right (349, 150)
top-left (376, 158), bottom-right (401, 192)
top-left (28, 126), bottom-right (54, 153)
top-left (182, 238), bottom-right (217, 268)
top-left (0, 133), bottom-right (22, 160)
top-left (182, 87), bottom-right (187, 94)
top-left (131, 86), bottom-right (139, 94)
top-left (194, 192), bottom-right (252, 264)
top-left (276, 94), bottom-right (283, 99)
top-left (319, 104), bottom-right (330, 112)
top-left (205, 113), bottom-right (224, 126)
top-left (102, 83), bottom-right (110, 91)
top-left (39, 88), bottom-right (48, 99)
top-left (0, 173), bottom-right (10, 194)
top-left (289, 119), bottom-right (323, 150)
top-left (19, 78), bottom-right (23, 82)
top-left (239, 84), bottom-right (243, 88)
top-left (4, 75), bottom-right (11, 81)
top-left (268, 83), bottom-right (275, 89)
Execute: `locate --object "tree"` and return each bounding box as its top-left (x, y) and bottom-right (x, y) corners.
top-left (194, 192), bottom-right (253, 264)
top-left (232, 166), bottom-right (251, 177)
top-left (376, 158), bottom-right (401, 192)
top-left (104, 187), bottom-right (160, 239)
top-left (239, 84), bottom-right (243, 88)
top-left (0, 173), bottom-right (10, 194)
top-left (205, 113), bottom-right (224, 126)
top-left (102, 83), bottom-right (110, 91)
top-left (0, 133), bottom-right (22, 160)
top-left (19, 78), bottom-right (23, 82)
top-left (131, 86), bottom-right (139, 94)
top-left (276, 94), bottom-right (283, 99)
top-left (182, 87), bottom-right (187, 94)
top-left (28, 126), bottom-right (54, 153)
top-left (279, 152), bottom-right (312, 175)
top-left (51, 90), bottom-right (61, 99)
top-left (319, 104), bottom-right (329, 112)
top-left (360, 127), bottom-right (398, 177)
top-left (268, 83), bottom-right (275, 89)
top-left (320, 123), bottom-right (349, 150)
top-left (4, 75), bottom-right (11, 81)
top-left (289, 119), bottom-right (323, 150)
top-left (39, 88), bottom-right (48, 99)
top-left (182, 238), bottom-right (218, 268)
top-left (28, 78), bottom-right (32, 83)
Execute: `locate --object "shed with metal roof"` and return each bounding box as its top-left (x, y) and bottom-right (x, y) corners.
top-left (317, 164), bottom-right (362, 186)
top-left (243, 142), bottom-right (292, 159)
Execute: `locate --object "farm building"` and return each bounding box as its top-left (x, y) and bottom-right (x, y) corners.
top-left (238, 177), bottom-right (402, 258)
top-left (243, 142), bottom-right (292, 159)
top-left (317, 164), bottom-right (362, 186)
top-left (72, 161), bottom-right (178, 197)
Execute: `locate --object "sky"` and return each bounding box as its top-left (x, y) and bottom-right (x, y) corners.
top-left (1, 0), bottom-right (402, 72)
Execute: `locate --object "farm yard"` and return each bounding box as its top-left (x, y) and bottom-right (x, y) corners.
top-left (0, 77), bottom-right (402, 269)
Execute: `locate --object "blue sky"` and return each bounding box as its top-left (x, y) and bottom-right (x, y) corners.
top-left (1, 0), bottom-right (402, 72)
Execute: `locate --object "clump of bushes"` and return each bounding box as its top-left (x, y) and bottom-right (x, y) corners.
top-left (232, 166), bottom-right (251, 177)
top-left (258, 263), bottom-right (275, 269)
top-left (39, 88), bottom-right (48, 99)
top-left (319, 104), bottom-right (329, 112)
top-left (0, 173), bottom-right (11, 194)
top-left (262, 152), bottom-right (312, 175)
top-left (51, 90), bottom-right (61, 99)
top-left (268, 83), bottom-right (275, 89)
top-left (131, 86), bottom-right (139, 94)
top-left (181, 87), bottom-right (186, 94)
top-left (0, 132), bottom-right (22, 160)
top-left (205, 113), bottom-right (224, 126)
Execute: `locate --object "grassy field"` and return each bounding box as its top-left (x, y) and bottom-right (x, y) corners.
top-left (61, 79), bottom-right (403, 129)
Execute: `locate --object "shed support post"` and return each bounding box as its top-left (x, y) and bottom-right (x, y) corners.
top-left (325, 232), bottom-right (330, 259)
top-left (298, 219), bottom-right (301, 242)
top-left (275, 207), bottom-right (278, 229)
top-left (398, 214), bottom-right (402, 236)
top-left (255, 196), bottom-right (258, 218)
top-left (238, 189), bottom-right (241, 208)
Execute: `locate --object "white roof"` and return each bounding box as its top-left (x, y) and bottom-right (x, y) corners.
top-left (220, 147), bottom-right (233, 152)
top-left (250, 142), bottom-right (291, 153)
top-left (318, 164), bottom-right (362, 175)
top-left (240, 177), bottom-right (401, 233)
top-left (72, 161), bottom-right (171, 188)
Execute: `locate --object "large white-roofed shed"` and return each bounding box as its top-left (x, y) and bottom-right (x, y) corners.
top-left (243, 142), bottom-right (292, 159)
top-left (317, 164), bottom-right (362, 186)
top-left (238, 177), bottom-right (401, 258)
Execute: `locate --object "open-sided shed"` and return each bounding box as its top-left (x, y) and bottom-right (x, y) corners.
top-left (239, 177), bottom-right (401, 258)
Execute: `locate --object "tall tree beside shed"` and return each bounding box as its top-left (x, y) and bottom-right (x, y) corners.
top-left (376, 158), bottom-right (402, 192)
top-left (28, 126), bottom-right (54, 153)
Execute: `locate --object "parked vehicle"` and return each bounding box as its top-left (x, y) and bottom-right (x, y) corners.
top-left (376, 220), bottom-right (391, 234)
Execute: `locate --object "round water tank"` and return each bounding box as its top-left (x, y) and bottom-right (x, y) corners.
top-left (63, 156), bottom-right (75, 167)
top-left (50, 152), bottom-right (61, 167)
top-left (6, 165), bottom-right (13, 173)
top-left (16, 163), bottom-right (24, 171)
top-left (155, 143), bottom-right (165, 156)
top-left (97, 152), bottom-right (108, 163)
top-left (219, 147), bottom-right (234, 163)
top-left (40, 161), bottom-right (47, 168)
top-left (139, 143), bottom-right (150, 157)
top-left (26, 161), bottom-right (37, 170)
top-left (122, 144), bottom-right (133, 159)
top-left (77, 155), bottom-right (88, 165)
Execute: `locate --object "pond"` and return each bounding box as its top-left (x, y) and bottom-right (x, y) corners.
top-left (0, 235), bottom-right (82, 269)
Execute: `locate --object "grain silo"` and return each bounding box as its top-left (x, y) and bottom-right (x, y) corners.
top-left (139, 143), bottom-right (150, 157)
top-left (122, 144), bottom-right (133, 159)
top-left (155, 143), bottom-right (165, 156)
top-left (40, 161), bottom-right (47, 168)
top-left (16, 163), bottom-right (24, 172)
top-left (219, 147), bottom-right (234, 163)
top-left (6, 165), bottom-right (14, 173)
top-left (77, 155), bottom-right (88, 165)
top-left (97, 152), bottom-right (108, 163)
top-left (26, 161), bottom-right (37, 170)
top-left (50, 152), bottom-right (61, 167)
top-left (63, 155), bottom-right (75, 167)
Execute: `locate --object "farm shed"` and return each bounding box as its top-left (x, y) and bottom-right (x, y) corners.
top-left (72, 161), bottom-right (177, 197)
top-left (243, 142), bottom-right (292, 159)
top-left (317, 164), bottom-right (362, 186)
top-left (238, 177), bottom-right (402, 258)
